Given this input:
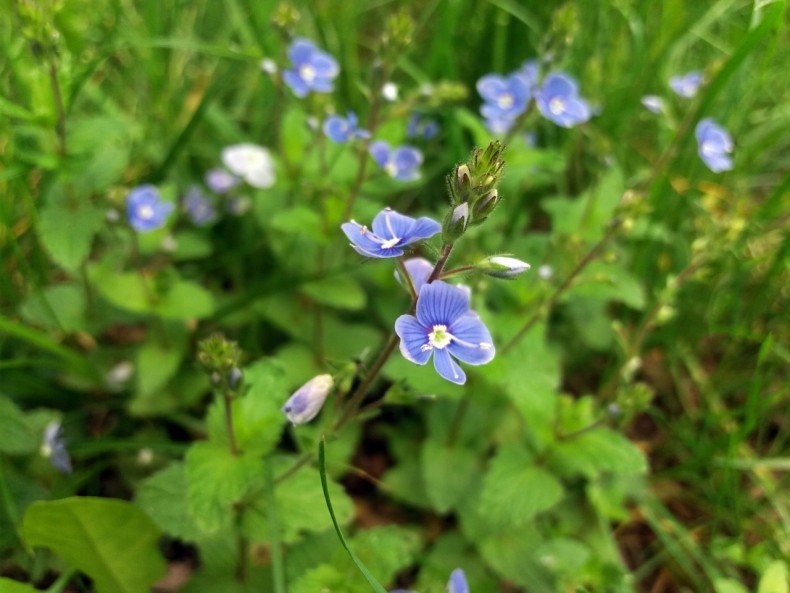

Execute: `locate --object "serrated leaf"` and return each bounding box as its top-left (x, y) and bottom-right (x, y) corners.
top-left (185, 442), bottom-right (264, 533)
top-left (421, 440), bottom-right (479, 513)
top-left (548, 428), bottom-right (648, 478)
top-left (135, 463), bottom-right (201, 542)
top-left (0, 397), bottom-right (38, 455)
top-left (21, 497), bottom-right (165, 593)
top-left (37, 183), bottom-right (104, 274)
top-left (302, 275), bottom-right (367, 311)
top-left (477, 524), bottom-right (554, 589)
top-left (206, 359), bottom-right (288, 455)
top-left (480, 446), bottom-right (563, 527)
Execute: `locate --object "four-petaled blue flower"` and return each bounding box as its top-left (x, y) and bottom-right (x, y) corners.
top-left (669, 71), bottom-right (702, 98)
top-left (126, 185), bottom-right (174, 232)
top-left (182, 186), bottom-right (217, 226)
top-left (406, 113), bottom-right (439, 140)
top-left (395, 281), bottom-right (495, 385)
top-left (369, 141), bottom-right (423, 181)
top-left (535, 73), bottom-right (591, 128)
top-left (41, 420), bottom-right (72, 474)
top-left (342, 208), bottom-right (440, 259)
top-left (696, 118), bottom-right (734, 173)
top-left (477, 72), bottom-right (532, 132)
top-left (323, 112), bottom-right (370, 143)
top-left (283, 38), bottom-right (339, 98)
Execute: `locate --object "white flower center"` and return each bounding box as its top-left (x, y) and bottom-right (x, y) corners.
top-left (701, 140), bottom-right (718, 156)
top-left (385, 162), bottom-right (398, 178)
top-left (428, 325), bottom-right (452, 349)
top-left (549, 97), bottom-right (566, 115)
top-left (138, 205), bottom-right (155, 220)
top-left (497, 93), bottom-right (514, 109)
top-left (380, 237), bottom-right (400, 249)
top-left (300, 64), bottom-right (316, 83)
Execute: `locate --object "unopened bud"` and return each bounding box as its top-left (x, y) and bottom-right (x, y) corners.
top-left (282, 374), bottom-right (334, 425)
top-left (471, 189), bottom-right (500, 223)
top-left (443, 202), bottom-right (469, 242)
top-left (478, 255), bottom-right (530, 279)
top-left (228, 367), bottom-right (243, 390)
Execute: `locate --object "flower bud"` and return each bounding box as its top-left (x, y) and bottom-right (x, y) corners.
top-left (471, 189), bottom-right (500, 223)
top-left (282, 374), bottom-right (334, 425)
top-left (442, 202), bottom-right (469, 243)
top-left (478, 255), bottom-right (530, 279)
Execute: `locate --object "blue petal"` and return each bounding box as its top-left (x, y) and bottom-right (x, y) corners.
top-left (311, 77), bottom-right (335, 93)
top-left (369, 141), bottom-right (391, 168)
top-left (394, 315), bottom-right (432, 365)
top-left (416, 281), bottom-right (470, 327)
top-left (311, 53), bottom-right (339, 78)
top-left (288, 38), bottom-right (316, 64)
top-left (283, 70), bottom-right (309, 97)
top-left (392, 147), bottom-right (423, 180)
top-left (433, 348), bottom-right (466, 384)
top-left (341, 222), bottom-right (386, 253)
top-left (447, 569), bottom-right (469, 593)
top-left (350, 243), bottom-right (404, 258)
top-left (324, 115), bottom-right (350, 142)
top-left (556, 97), bottom-right (591, 127)
top-left (476, 74), bottom-right (508, 102)
top-left (699, 150), bottom-right (733, 173)
top-left (448, 313), bottom-right (495, 365)
top-left (372, 208), bottom-right (414, 240)
top-left (397, 257), bottom-right (434, 293)
top-left (403, 216), bottom-right (441, 244)
top-left (541, 72), bottom-right (579, 99)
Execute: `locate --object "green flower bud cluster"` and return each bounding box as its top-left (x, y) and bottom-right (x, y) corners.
top-left (197, 334), bottom-right (244, 395)
top-left (442, 141), bottom-right (506, 242)
top-left (382, 10), bottom-right (414, 59)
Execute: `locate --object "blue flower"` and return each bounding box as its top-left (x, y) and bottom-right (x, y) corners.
top-left (323, 112), bottom-right (370, 143)
top-left (41, 420), bottom-right (72, 474)
top-left (406, 113), bottom-right (439, 140)
top-left (669, 71), bottom-right (702, 98)
top-left (182, 186), bottom-right (216, 226)
top-left (342, 208), bottom-right (440, 259)
top-left (369, 141), bottom-right (423, 181)
top-left (477, 72), bottom-right (532, 132)
top-left (696, 118), bottom-right (734, 173)
top-left (205, 168), bottom-right (239, 194)
top-left (395, 257), bottom-right (434, 293)
top-left (126, 185), bottom-right (173, 232)
top-left (395, 281), bottom-right (495, 385)
top-left (282, 38), bottom-right (339, 98)
top-left (641, 95), bottom-right (664, 114)
top-left (535, 73), bottom-right (591, 128)
top-left (282, 374), bottom-right (334, 425)
top-left (448, 568), bottom-right (469, 593)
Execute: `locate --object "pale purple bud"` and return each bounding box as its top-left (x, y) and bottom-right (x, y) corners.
top-left (282, 374), bottom-right (334, 425)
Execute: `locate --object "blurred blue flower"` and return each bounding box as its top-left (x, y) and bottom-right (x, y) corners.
top-left (282, 374), bottom-right (334, 425)
top-left (395, 257), bottom-right (434, 293)
top-left (519, 59), bottom-right (540, 88)
top-left (341, 207), bottom-right (440, 259)
top-left (323, 111), bottom-right (370, 143)
top-left (283, 38), bottom-right (339, 98)
top-left (696, 118), bottom-right (734, 173)
top-left (395, 281), bottom-right (495, 385)
top-left (535, 73), bottom-right (591, 128)
top-left (126, 185), bottom-right (173, 232)
top-left (41, 420), bottom-right (72, 474)
top-left (669, 71), bottom-right (702, 98)
top-left (182, 186), bottom-right (216, 226)
top-left (641, 95), bottom-right (664, 114)
top-left (406, 113), bottom-right (439, 140)
top-left (205, 168), bottom-right (239, 194)
top-left (448, 568), bottom-right (469, 593)
top-left (477, 72), bottom-right (532, 132)
top-left (369, 141), bottom-right (423, 181)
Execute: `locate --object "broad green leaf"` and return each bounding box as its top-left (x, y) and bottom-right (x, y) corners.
top-left (351, 526), bottom-right (421, 587)
top-left (421, 440), bottom-right (479, 513)
top-left (480, 445), bottom-right (564, 527)
top-left (533, 538), bottom-right (591, 574)
top-left (135, 463), bottom-right (201, 542)
top-left (758, 560), bottom-right (788, 593)
top-left (0, 397), bottom-right (38, 455)
top-left (68, 116), bottom-right (132, 193)
top-left (302, 275), bottom-right (367, 311)
top-left (0, 578), bottom-right (41, 593)
top-left (206, 359), bottom-right (288, 455)
top-left (290, 564), bottom-right (349, 593)
top-left (21, 497), bottom-right (166, 593)
top-left (547, 428), bottom-right (648, 478)
top-left (185, 442), bottom-right (264, 533)
top-left (477, 524), bottom-right (554, 589)
top-left (715, 578), bottom-right (751, 593)
top-left (19, 283), bottom-right (86, 333)
top-left (37, 183), bottom-right (104, 274)
top-left (269, 206), bottom-right (324, 238)
top-left (135, 325), bottom-right (187, 399)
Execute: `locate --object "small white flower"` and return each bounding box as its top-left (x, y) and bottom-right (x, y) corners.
top-left (538, 264), bottom-right (553, 280)
top-left (282, 374), bottom-right (334, 425)
top-left (221, 143), bottom-right (276, 189)
top-left (106, 361), bottom-right (134, 387)
top-left (160, 234), bottom-right (178, 252)
top-left (260, 58), bottom-right (277, 75)
top-left (382, 82), bottom-right (399, 101)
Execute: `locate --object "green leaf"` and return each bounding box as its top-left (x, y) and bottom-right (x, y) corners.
top-left (758, 560), bottom-right (788, 593)
top-left (302, 275), bottom-right (367, 311)
top-left (421, 440), bottom-right (479, 513)
top-left (185, 442), bottom-right (264, 533)
top-left (68, 116), bottom-right (133, 193)
top-left (290, 564), bottom-right (349, 593)
top-left (269, 206), bottom-right (324, 238)
top-left (548, 428), bottom-right (648, 478)
top-left (37, 183), bottom-right (104, 274)
top-left (0, 397), bottom-right (38, 455)
top-left (350, 526), bottom-right (421, 587)
top-left (135, 463), bottom-right (201, 542)
top-left (477, 524), bottom-right (554, 589)
top-left (206, 359), bottom-right (288, 455)
top-left (19, 283), bottom-right (86, 333)
top-left (21, 497), bottom-right (166, 593)
top-left (319, 439), bottom-right (388, 593)
top-left (480, 445), bottom-right (564, 527)
top-left (0, 578), bottom-right (41, 593)
top-left (135, 326), bottom-right (187, 399)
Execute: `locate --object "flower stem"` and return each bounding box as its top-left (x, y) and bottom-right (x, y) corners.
top-left (223, 391), bottom-right (240, 456)
top-left (48, 60), bottom-right (67, 157)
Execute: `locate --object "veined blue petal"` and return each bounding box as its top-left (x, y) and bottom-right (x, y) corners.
top-left (416, 281), bottom-right (470, 327)
top-left (341, 222), bottom-right (385, 252)
top-left (404, 217), bottom-right (441, 243)
top-left (433, 347), bottom-right (466, 384)
top-left (448, 314), bottom-right (495, 365)
top-left (396, 257), bottom-right (434, 293)
top-left (369, 141), bottom-right (392, 168)
top-left (394, 315), bottom-right (432, 365)
top-left (372, 208), bottom-right (415, 240)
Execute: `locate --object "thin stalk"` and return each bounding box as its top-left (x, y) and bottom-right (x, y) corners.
top-left (46, 569), bottom-right (76, 593)
top-left (223, 391), bottom-right (240, 456)
top-left (48, 60), bottom-right (67, 157)
top-left (263, 461), bottom-right (287, 593)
